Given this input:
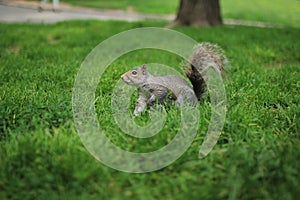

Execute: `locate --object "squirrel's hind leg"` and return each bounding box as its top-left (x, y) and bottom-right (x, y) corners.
top-left (175, 90), bottom-right (198, 108)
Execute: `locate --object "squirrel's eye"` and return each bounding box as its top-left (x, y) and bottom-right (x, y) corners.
top-left (131, 71), bottom-right (137, 75)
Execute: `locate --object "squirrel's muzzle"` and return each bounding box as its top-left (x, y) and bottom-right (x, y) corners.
top-left (121, 73), bottom-right (131, 85)
top-left (120, 73), bottom-right (126, 79)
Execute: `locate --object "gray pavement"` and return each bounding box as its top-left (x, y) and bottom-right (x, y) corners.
top-left (0, 2), bottom-right (279, 27)
top-left (0, 4), bottom-right (174, 24)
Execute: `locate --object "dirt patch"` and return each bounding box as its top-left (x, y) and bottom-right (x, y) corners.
top-left (7, 45), bottom-right (20, 55)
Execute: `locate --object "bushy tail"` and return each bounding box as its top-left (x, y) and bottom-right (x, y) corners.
top-left (184, 42), bottom-right (228, 100)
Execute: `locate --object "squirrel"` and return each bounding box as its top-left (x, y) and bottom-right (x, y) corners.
top-left (120, 42), bottom-right (228, 116)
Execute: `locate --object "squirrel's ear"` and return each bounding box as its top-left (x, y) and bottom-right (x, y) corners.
top-left (141, 64), bottom-right (147, 75)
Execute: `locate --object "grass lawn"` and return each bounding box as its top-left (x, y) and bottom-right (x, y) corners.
top-left (221, 0), bottom-right (300, 27)
top-left (0, 19), bottom-right (300, 199)
top-left (26, 0), bottom-right (300, 27)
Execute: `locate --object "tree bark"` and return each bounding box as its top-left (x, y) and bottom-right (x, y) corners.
top-left (173, 0), bottom-right (222, 27)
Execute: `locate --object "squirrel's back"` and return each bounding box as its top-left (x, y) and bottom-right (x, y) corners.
top-left (121, 66), bottom-right (197, 104)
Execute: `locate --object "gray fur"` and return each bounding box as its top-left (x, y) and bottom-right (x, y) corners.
top-left (121, 43), bottom-right (228, 116)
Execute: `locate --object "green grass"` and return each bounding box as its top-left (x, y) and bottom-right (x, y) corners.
top-left (221, 0), bottom-right (300, 27)
top-left (0, 20), bottom-right (300, 199)
top-left (27, 0), bottom-right (300, 27)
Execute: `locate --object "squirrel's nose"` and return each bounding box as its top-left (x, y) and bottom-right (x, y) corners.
top-left (121, 73), bottom-right (125, 79)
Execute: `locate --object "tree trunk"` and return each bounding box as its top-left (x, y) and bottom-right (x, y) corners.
top-left (173, 0), bottom-right (222, 27)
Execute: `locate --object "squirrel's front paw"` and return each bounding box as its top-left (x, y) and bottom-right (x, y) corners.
top-left (133, 108), bottom-right (143, 116)
top-left (133, 110), bottom-right (140, 116)
top-left (133, 102), bottom-right (147, 116)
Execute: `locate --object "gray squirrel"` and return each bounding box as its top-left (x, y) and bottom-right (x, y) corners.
top-left (121, 42), bottom-right (228, 116)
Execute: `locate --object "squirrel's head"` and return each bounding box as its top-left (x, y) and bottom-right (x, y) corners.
top-left (121, 64), bottom-right (148, 86)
